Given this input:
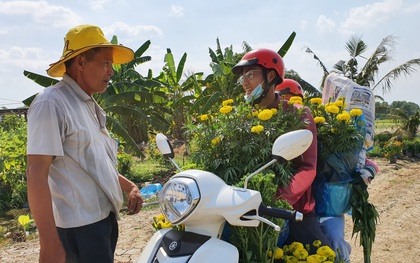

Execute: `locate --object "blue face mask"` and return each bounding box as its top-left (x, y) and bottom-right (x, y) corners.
top-left (244, 82), bottom-right (264, 103)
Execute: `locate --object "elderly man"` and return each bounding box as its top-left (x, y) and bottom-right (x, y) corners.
top-left (26, 24), bottom-right (143, 263)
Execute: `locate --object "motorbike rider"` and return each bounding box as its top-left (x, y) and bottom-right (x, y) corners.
top-left (232, 49), bottom-right (332, 253)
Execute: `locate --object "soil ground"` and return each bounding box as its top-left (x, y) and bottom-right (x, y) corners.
top-left (0, 156), bottom-right (419, 262)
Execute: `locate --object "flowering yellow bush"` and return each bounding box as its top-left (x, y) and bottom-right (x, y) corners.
top-left (267, 240), bottom-right (340, 263)
top-left (186, 98), bottom-right (306, 186)
top-left (305, 97), bottom-right (364, 157)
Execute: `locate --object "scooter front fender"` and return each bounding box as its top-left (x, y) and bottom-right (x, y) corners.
top-left (188, 237), bottom-right (238, 262)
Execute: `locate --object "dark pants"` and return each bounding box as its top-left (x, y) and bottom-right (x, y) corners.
top-left (57, 212), bottom-right (118, 263)
top-left (284, 212), bottom-right (332, 254)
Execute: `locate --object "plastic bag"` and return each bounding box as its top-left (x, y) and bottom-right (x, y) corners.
top-left (313, 149), bottom-right (360, 216)
top-left (140, 183), bottom-right (162, 200)
top-left (313, 182), bottom-right (352, 216)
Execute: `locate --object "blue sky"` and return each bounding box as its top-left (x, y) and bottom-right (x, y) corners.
top-left (0, 0), bottom-right (419, 108)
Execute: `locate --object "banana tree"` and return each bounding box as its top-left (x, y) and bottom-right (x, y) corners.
top-left (23, 39), bottom-right (168, 157)
top-left (153, 48), bottom-right (205, 140)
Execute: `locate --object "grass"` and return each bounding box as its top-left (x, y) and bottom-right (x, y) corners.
top-left (375, 119), bottom-right (400, 133)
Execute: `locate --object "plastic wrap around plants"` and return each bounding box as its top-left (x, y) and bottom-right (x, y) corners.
top-left (313, 149), bottom-right (361, 216)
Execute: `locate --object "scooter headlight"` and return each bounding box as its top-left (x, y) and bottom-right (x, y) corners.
top-left (158, 177), bottom-right (200, 224)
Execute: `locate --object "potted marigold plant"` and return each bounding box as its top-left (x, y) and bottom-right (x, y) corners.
top-left (382, 140), bottom-right (403, 163)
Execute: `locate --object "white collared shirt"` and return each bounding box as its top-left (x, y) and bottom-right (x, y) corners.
top-left (27, 74), bottom-right (123, 228)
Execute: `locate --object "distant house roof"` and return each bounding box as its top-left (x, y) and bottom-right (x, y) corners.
top-left (0, 107), bottom-right (29, 121)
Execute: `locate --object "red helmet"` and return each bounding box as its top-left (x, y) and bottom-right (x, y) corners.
top-left (275, 79), bottom-right (304, 97)
top-left (232, 48), bottom-right (285, 82)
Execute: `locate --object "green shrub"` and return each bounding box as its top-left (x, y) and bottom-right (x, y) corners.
top-left (375, 132), bottom-right (393, 148)
top-left (0, 115), bottom-right (28, 212)
top-left (117, 151), bottom-right (134, 178)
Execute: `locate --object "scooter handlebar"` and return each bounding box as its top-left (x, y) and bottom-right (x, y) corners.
top-left (258, 204), bottom-right (303, 222)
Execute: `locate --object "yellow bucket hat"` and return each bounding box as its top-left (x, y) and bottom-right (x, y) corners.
top-left (47, 24), bottom-right (134, 77)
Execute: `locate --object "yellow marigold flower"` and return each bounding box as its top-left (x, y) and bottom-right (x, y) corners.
top-left (252, 110), bottom-right (259, 117)
top-left (219, 105), bottom-right (232, 114)
top-left (200, 114), bottom-right (209, 121)
top-left (289, 96), bottom-right (303, 105)
top-left (314, 116), bottom-right (326, 124)
top-left (273, 247), bottom-right (284, 259)
top-left (293, 248), bottom-right (308, 260)
top-left (284, 255), bottom-right (299, 263)
top-left (289, 241), bottom-right (304, 252)
top-left (156, 214), bottom-right (166, 221)
top-left (325, 105), bottom-right (339, 114)
top-left (336, 112), bottom-right (350, 121)
top-left (310, 98), bottom-right (322, 105)
top-left (251, 125), bottom-right (264, 134)
top-left (258, 109), bottom-right (273, 121)
top-left (316, 245), bottom-right (336, 260)
top-left (350, 108), bottom-right (363, 117)
top-left (270, 108), bottom-right (278, 115)
top-left (334, 99), bottom-right (344, 107)
top-left (222, 99), bottom-right (234, 106)
top-left (307, 254), bottom-right (324, 263)
top-left (162, 221), bottom-right (173, 228)
top-left (211, 136), bottom-right (221, 145)
top-left (312, 240), bottom-right (322, 248)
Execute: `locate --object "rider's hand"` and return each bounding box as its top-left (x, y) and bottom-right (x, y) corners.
top-left (359, 168), bottom-right (374, 185)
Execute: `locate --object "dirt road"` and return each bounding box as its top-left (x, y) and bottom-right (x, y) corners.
top-left (0, 156), bottom-right (418, 262)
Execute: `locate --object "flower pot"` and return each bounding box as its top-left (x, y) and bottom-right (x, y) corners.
top-left (389, 155), bottom-right (397, 164)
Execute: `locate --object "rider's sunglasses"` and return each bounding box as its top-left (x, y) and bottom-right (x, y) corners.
top-left (237, 70), bottom-right (262, 85)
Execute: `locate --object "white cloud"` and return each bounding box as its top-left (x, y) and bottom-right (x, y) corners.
top-left (0, 0), bottom-right (82, 28)
top-left (341, 0), bottom-right (402, 30)
top-left (300, 20), bottom-right (308, 31)
top-left (316, 15), bottom-right (336, 32)
top-left (169, 5), bottom-right (185, 17)
top-left (0, 46), bottom-right (51, 70)
top-left (88, 0), bottom-right (109, 11)
top-left (104, 22), bottom-right (164, 39)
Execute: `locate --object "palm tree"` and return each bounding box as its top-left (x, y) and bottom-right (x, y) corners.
top-left (305, 34), bottom-right (420, 94)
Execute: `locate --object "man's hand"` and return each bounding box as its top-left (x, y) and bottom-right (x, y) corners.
top-left (359, 168), bottom-right (374, 185)
top-left (127, 185), bottom-right (143, 215)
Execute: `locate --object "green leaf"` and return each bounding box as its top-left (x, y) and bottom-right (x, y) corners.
top-left (277, 31), bottom-right (296, 58)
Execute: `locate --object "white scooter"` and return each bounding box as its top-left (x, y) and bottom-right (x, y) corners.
top-left (137, 129), bottom-right (313, 263)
